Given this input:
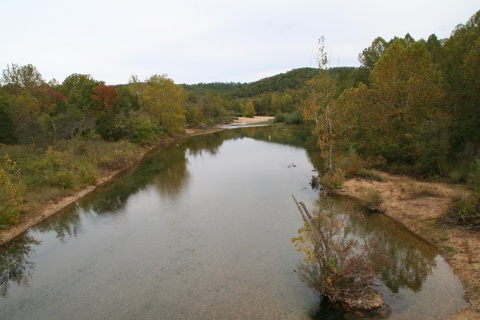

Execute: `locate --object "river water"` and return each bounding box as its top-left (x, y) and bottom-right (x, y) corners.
top-left (0, 126), bottom-right (467, 319)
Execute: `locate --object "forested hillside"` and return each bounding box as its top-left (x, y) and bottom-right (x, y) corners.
top-left (1, 9), bottom-right (479, 229)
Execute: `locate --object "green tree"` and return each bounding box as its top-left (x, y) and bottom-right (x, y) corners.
top-left (1, 64), bottom-right (45, 97)
top-left (440, 10), bottom-right (480, 156)
top-left (243, 100), bottom-right (256, 118)
top-left (358, 37), bottom-right (388, 71)
top-left (340, 38), bottom-right (446, 172)
top-left (0, 103), bottom-right (16, 144)
top-left (134, 74), bottom-right (186, 134)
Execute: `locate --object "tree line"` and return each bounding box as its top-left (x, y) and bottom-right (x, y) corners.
top-left (1, 9), bottom-right (479, 228)
top-left (0, 69), bottom-right (187, 146)
top-left (301, 10), bottom-right (480, 180)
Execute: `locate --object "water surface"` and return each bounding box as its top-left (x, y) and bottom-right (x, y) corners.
top-left (0, 126), bottom-right (466, 319)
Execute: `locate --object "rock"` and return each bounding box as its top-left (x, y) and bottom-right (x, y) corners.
top-left (343, 287), bottom-right (384, 310)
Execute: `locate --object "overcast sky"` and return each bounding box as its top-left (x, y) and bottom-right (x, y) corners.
top-left (1, 1), bottom-right (478, 85)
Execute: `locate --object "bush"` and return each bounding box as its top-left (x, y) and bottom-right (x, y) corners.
top-left (362, 188), bottom-right (386, 212)
top-left (51, 171), bottom-right (75, 190)
top-left (285, 110), bottom-right (303, 125)
top-left (96, 140), bottom-right (138, 170)
top-left (79, 165), bottom-right (97, 185)
top-left (467, 159), bottom-right (480, 191)
top-left (441, 192), bottom-right (480, 228)
top-left (321, 168), bottom-right (345, 190)
top-left (0, 156), bottom-right (23, 228)
top-left (273, 111), bottom-right (286, 123)
top-left (336, 148), bottom-right (368, 178)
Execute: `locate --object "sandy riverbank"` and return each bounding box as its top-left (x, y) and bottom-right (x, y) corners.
top-left (337, 173), bottom-right (480, 319)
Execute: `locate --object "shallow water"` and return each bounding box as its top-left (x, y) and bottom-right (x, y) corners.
top-left (0, 127), bottom-right (467, 319)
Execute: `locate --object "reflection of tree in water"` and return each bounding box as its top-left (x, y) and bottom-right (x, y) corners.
top-left (32, 208), bottom-right (82, 242)
top-left (240, 126), bottom-right (324, 169)
top-left (0, 235), bottom-right (40, 297)
top-left (76, 144), bottom-right (190, 215)
top-left (152, 148), bottom-right (190, 198)
top-left (186, 131), bottom-right (227, 157)
top-left (335, 196), bottom-right (437, 294)
top-left (309, 297), bottom-right (392, 319)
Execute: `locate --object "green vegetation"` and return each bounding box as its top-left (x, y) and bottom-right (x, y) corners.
top-left (0, 139), bottom-right (143, 225)
top-left (442, 192), bottom-right (480, 228)
top-left (297, 11), bottom-right (480, 218)
top-left (1, 9), bottom-right (480, 231)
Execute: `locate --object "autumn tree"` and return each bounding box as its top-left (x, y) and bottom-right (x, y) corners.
top-left (0, 64), bottom-right (65, 144)
top-left (299, 37), bottom-right (337, 170)
top-left (340, 37), bottom-right (447, 172)
top-left (131, 74), bottom-right (186, 134)
top-left (89, 83), bottom-right (128, 140)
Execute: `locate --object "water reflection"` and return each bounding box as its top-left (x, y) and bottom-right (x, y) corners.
top-left (0, 235), bottom-right (39, 297)
top-left (342, 197), bottom-right (438, 294)
top-left (310, 298), bottom-right (392, 319)
top-left (33, 207), bottom-right (82, 242)
top-left (0, 126), bottom-right (467, 319)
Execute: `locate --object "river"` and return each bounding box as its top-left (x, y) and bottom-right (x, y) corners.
top-left (0, 125), bottom-right (467, 319)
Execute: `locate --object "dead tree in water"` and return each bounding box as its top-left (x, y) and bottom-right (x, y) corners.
top-left (291, 195), bottom-right (388, 310)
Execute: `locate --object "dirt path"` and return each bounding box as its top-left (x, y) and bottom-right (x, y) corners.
top-left (337, 173), bottom-right (480, 319)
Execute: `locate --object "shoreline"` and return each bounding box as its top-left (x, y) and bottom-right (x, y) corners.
top-left (2, 118), bottom-right (476, 318)
top-left (0, 116), bottom-right (274, 245)
top-left (0, 152), bottom-right (148, 246)
top-left (336, 173), bottom-right (479, 319)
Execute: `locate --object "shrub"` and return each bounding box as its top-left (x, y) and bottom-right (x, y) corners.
top-left (441, 192), bottom-right (480, 228)
top-left (362, 188), bottom-right (386, 212)
top-left (52, 171), bottom-right (75, 190)
top-left (321, 168), bottom-right (345, 190)
top-left (273, 111), bottom-right (286, 123)
top-left (0, 155), bottom-right (23, 228)
top-left (467, 159), bottom-right (480, 191)
top-left (335, 148), bottom-right (367, 178)
top-left (285, 110), bottom-right (303, 125)
top-left (97, 141), bottom-right (137, 170)
top-left (79, 165), bottom-right (97, 185)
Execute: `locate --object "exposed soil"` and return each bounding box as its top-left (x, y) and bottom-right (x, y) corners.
top-left (185, 116), bottom-right (274, 135)
top-left (337, 173), bottom-right (480, 319)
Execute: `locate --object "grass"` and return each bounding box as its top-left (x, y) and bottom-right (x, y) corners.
top-left (360, 187), bottom-right (386, 212)
top-left (400, 181), bottom-right (445, 199)
top-left (356, 168), bottom-right (385, 181)
top-left (0, 138), bottom-right (146, 228)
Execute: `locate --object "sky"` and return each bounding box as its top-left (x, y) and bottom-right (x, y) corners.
top-left (1, 1), bottom-right (478, 85)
